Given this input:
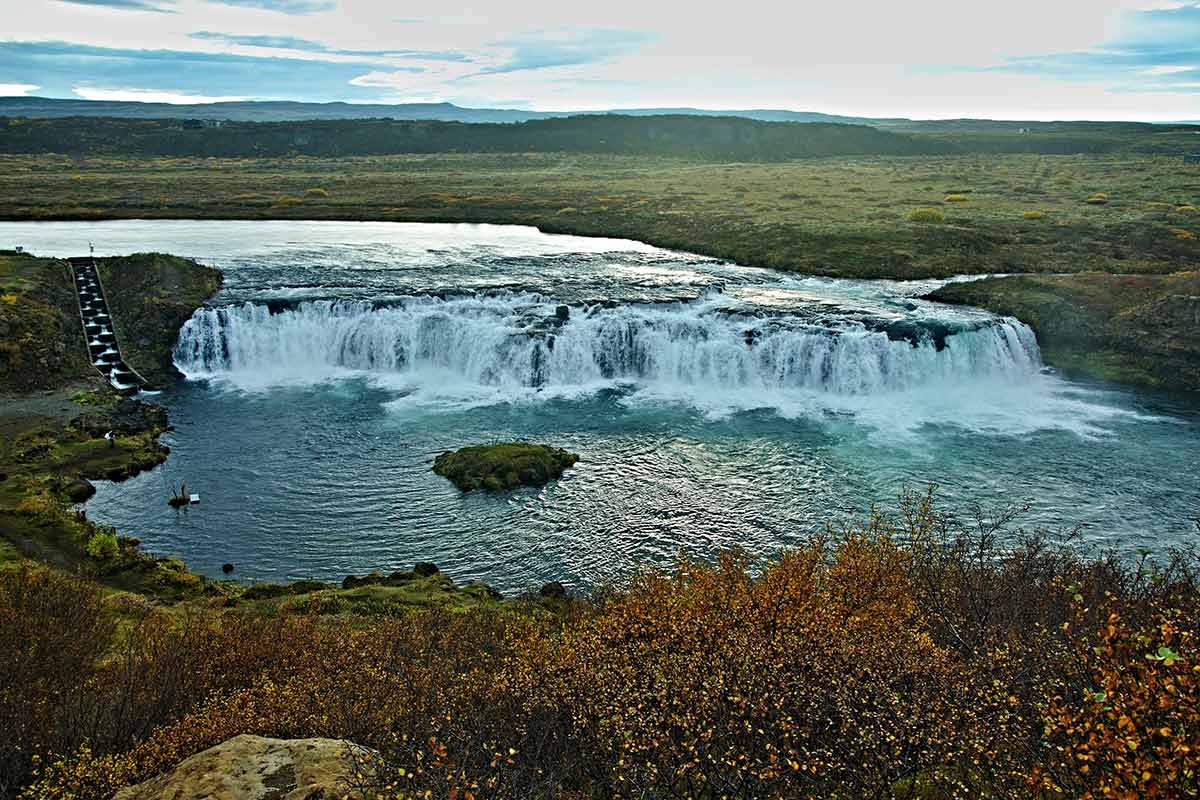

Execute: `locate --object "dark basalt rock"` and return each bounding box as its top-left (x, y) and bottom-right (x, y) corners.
top-left (69, 398), bottom-right (168, 438)
top-left (540, 580), bottom-right (567, 599)
top-left (414, 562), bottom-right (440, 577)
top-left (341, 571), bottom-right (384, 590)
top-left (63, 478), bottom-right (96, 503)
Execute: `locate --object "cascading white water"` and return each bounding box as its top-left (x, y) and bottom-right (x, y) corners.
top-left (175, 295), bottom-right (1042, 396)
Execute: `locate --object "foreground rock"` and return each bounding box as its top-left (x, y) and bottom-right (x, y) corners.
top-left (113, 734), bottom-right (372, 800)
top-left (433, 442), bottom-right (579, 491)
top-left (928, 271), bottom-right (1200, 393)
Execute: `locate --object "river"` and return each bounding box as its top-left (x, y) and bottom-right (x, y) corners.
top-left (3, 220), bottom-right (1197, 592)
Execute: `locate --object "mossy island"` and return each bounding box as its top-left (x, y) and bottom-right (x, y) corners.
top-left (433, 442), bottom-right (579, 491)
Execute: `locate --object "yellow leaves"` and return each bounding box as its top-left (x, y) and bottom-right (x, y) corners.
top-left (7, 500), bottom-right (1200, 800)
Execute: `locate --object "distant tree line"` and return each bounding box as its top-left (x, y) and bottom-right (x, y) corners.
top-left (0, 115), bottom-right (952, 160)
top-left (1, 114), bottom-right (1195, 159)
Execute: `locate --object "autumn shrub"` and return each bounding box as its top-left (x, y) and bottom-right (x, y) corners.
top-left (1024, 210), bottom-right (1047, 220)
top-left (1034, 601), bottom-right (1198, 798)
top-left (0, 567), bottom-right (113, 798)
top-left (944, 193), bottom-right (970, 203)
top-left (907, 207), bottom-right (945, 224)
top-left (10, 494), bottom-right (1200, 800)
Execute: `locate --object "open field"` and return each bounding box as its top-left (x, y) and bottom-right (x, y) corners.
top-left (2, 151), bottom-right (1198, 279)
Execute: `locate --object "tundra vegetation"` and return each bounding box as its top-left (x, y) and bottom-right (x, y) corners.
top-left (433, 443), bottom-right (580, 491)
top-left (1, 149), bottom-right (1197, 280)
top-left (2, 490), bottom-right (1197, 799)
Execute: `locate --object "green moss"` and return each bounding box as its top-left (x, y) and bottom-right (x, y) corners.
top-left (85, 530), bottom-right (119, 560)
top-left (0, 538), bottom-right (22, 569)
top-left (433, 442), bottom-right (579, 491)
top-left (234, 572), bottom-right (504, 616)
top-left (70, 389), bottom-right (119, 407)
top-left (0, 396), bottom-right (205, 600)
top-left (0, 253), bottom-right (91, 393)
top-left (907, 207), bottom-right (945, 224)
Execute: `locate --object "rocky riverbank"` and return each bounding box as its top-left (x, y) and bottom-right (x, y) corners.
top-left (0, 250), bottom-right (219, 595)
top-left (928, 271), bottom-right (1200, 393)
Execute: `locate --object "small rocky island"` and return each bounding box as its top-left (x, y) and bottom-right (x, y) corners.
top-left (433, 442), bottom-right (579, 491)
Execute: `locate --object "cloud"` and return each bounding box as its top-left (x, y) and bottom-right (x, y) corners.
top-left (481, 28), bottom-right (656, 75)
top-left (54, 0), bottom-right (175, 10)
top-left (0, 83), bottom-right (41, 96)
top-left (71, 86), bottom-right (246, 103)
top-left (4, 0), bottom-right (1199, 118)
top-left (978, 3), bottom-right (1200, 93)
top-left (204, 0), bottom-right (336, 14)
top-left (1141, 65), bottom-right (1195, 77)
top-left (189, 31), bottom-right (330, 51)
top-left (0, 40), bottom-right (388, 102)
top-left (187, 31), bottom-right (472, 61)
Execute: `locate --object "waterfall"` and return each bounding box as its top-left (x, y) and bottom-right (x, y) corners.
top-left (174, 296), bottom-right (1042, 395)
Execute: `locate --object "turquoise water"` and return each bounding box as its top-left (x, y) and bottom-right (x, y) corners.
top-left (3, 220), bottom-right (1197, 592)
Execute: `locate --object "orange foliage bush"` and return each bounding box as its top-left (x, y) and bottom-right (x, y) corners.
top-left (7, 492), bottom-right (1200, 799)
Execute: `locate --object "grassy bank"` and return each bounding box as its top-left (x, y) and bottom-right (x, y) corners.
top-left (930, 271), bottom-right (1200, 392)
top-left (0, 251), bottom-right (92, 394)
top-left (0, 251), bottom-right (217, 595)
top-left (2, 152), bottom-right (1197, 279)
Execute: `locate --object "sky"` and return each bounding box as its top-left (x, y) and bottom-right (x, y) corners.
top-left (1, 0), bottom-right (1199, 120)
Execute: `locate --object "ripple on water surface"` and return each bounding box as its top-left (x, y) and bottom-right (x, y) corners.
top-left (3, 220), bottom-right (1191, 592)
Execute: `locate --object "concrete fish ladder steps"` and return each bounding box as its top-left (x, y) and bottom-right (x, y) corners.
top-left (69, 258), bottom-right (148, 395)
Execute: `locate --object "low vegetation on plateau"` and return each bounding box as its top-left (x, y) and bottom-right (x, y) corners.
top-left (2, 491), bottom-right (1197, 799)
top-left (433, 442), bottom-right (580, 491)
top-left (2, 150), bottom-right (1198, 281)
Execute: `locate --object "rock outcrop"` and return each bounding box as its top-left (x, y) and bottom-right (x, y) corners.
top-left (433, 442), bottom-right (579, 491)
top-left (928, 271), bottom-right (1200, 393)
top-left (112, 734), bottom-right (373, 800)
top-left (0, 250), bottom-right (221, 394)
top-left (97, 253), bottom-right (223, 387)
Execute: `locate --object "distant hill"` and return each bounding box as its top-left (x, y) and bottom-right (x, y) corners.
top-left (2, 98), bottom-right (1194, 136)
top-left (0, 114), bottom-right (953, 160)
top-left (0, 96), bottom-right (890, 125)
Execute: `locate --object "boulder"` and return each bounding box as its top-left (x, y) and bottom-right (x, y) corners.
top-left (63, 478), bottom-right (96, 502)
top-left (413, 561), bottom-right (440, 577)
top-left (540, 580), bottom-right (567, 599)
top-left (341, 571), bottom-right (384, 590)
top-left (112, 734), bottom-right (374, 800)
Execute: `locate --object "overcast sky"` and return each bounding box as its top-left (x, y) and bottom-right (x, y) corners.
top-left (1, 0), bottom-right (1198, 119)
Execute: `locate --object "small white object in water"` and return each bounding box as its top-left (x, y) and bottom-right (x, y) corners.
top-left (189, 494), bottom-right (200, 505)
